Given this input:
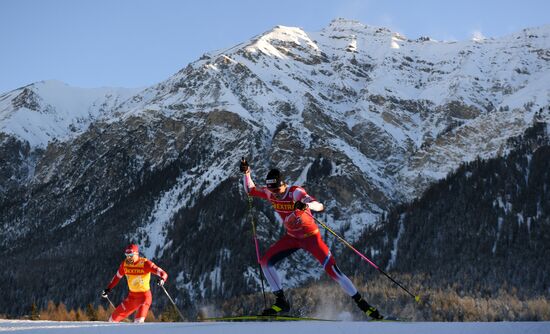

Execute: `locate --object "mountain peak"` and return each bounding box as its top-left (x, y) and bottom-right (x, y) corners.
top-left (243, 24), bottom-right (319, 58)
top-left (322, 18), bottom-right (405, 42)
top-left (326, 18), bottom-right (367, 31)
top-left (0, 81), bottom-right (140, 147)
top-left (256, 24), bottom-right (310, 43)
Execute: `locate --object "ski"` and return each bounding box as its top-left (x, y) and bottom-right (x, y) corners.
top-left (201, 315), bottom-right (409, 322)
top-left (368, 316), bottom-right (410, 322)
top-left (201, 315), bottom-right (336, 322)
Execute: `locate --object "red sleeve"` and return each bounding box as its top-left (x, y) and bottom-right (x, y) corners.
top-left (243, 172), bottom-right (269, 200)
top-left (107, 262), bottom-right (125, 290)
top-left (249, 186), bottom-right (269, 199)
top-left (144, 260), bottom-right (168, 282)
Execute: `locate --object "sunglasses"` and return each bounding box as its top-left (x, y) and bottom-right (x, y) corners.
top-left (125, 252), bottom-right (137, 258)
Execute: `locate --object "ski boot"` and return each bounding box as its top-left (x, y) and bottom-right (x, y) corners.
top-left (352, 293), bottom-right (384, 320)
top-left (261, 290), bottom-right (290, 316)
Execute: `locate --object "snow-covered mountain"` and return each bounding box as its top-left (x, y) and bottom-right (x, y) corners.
top-left (0, 80), bottom-right (140, 148)
top-left (116, 18), bottom-right (550, 240)
top-left (115, 18), bottom-right (550, 201)
top-left (0, 19), bottom-right (549, 316)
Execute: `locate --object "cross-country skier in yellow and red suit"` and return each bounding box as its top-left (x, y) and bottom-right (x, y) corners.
top-left (101, 244), bottom-right (168, 323)
top-left (240, 157), bottom-right (383, 320)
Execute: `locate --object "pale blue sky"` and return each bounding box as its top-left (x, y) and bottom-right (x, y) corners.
top-left (1, 0), bottom-right (548, 93)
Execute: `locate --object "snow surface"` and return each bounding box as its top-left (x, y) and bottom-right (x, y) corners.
top-left (0, 320), bottom-right (548, 334)
top-left (0, 80), bottom-right (140, 147)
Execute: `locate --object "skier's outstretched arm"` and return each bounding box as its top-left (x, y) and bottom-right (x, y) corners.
top-left (240, 158), bottom-right (269, 199)
top-left (305, 199), bottom-right (324, 212)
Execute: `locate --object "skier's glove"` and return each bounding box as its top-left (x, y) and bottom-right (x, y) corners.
top-left (157, 279), bottom-right (165, 287)
top-left (294, 201), bottom-right (307, 211)
top-left (240, 157), bottom-right (249, 173)
top-left (101, 288), bottom-right (111, 298)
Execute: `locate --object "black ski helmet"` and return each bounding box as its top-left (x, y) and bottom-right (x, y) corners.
top-left (265, 168), bottom-right (284, 189)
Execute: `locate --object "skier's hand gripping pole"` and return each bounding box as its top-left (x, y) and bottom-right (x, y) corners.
top-left (304, 211), bottom-right (421, 304)
top-left (240, 157), bottom-right (250, 173)
top-left (101, 289), bottom-right (116, 309)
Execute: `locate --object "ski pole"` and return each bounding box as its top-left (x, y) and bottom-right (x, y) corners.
top-left (248, 196), bottom-right (268, 309)
top-left (241, 157), bottom-right (267, 308)
top-left (159, 284), bottom-right (186, 321)
top-left (305, 212), bottom-right (421, 303)
top-left (105, 296), bottom-right (116, 309)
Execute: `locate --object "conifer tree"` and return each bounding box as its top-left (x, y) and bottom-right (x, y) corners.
top-left (86, 303), bottom-right (98, 321)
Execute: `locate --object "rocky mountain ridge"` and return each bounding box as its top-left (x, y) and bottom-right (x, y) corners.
top-left (1, 19), bottom-right (549, 315)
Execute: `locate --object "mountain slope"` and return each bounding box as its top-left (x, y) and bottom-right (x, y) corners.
top-left (352, 121), bottom-right (550, 295)
top-left (0, 19), bottom-right (550, 316)
top-left (0, 80), bottom-right (140, 148)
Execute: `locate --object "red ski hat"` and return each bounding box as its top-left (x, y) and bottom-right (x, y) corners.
top-left (125, 244), bottom-right (139, 255)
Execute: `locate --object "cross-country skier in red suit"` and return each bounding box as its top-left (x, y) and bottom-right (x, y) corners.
top-left (101, 244), bottom-right (168, 323)
top-left (240, 158), bottom-right (383, 319)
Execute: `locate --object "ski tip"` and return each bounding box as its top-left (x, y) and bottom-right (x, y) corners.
top-left (415, 295), bottom-right (421, 303)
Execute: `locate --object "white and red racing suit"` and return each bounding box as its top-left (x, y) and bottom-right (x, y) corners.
top-left (243, 171), bottom-right (358, 296)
